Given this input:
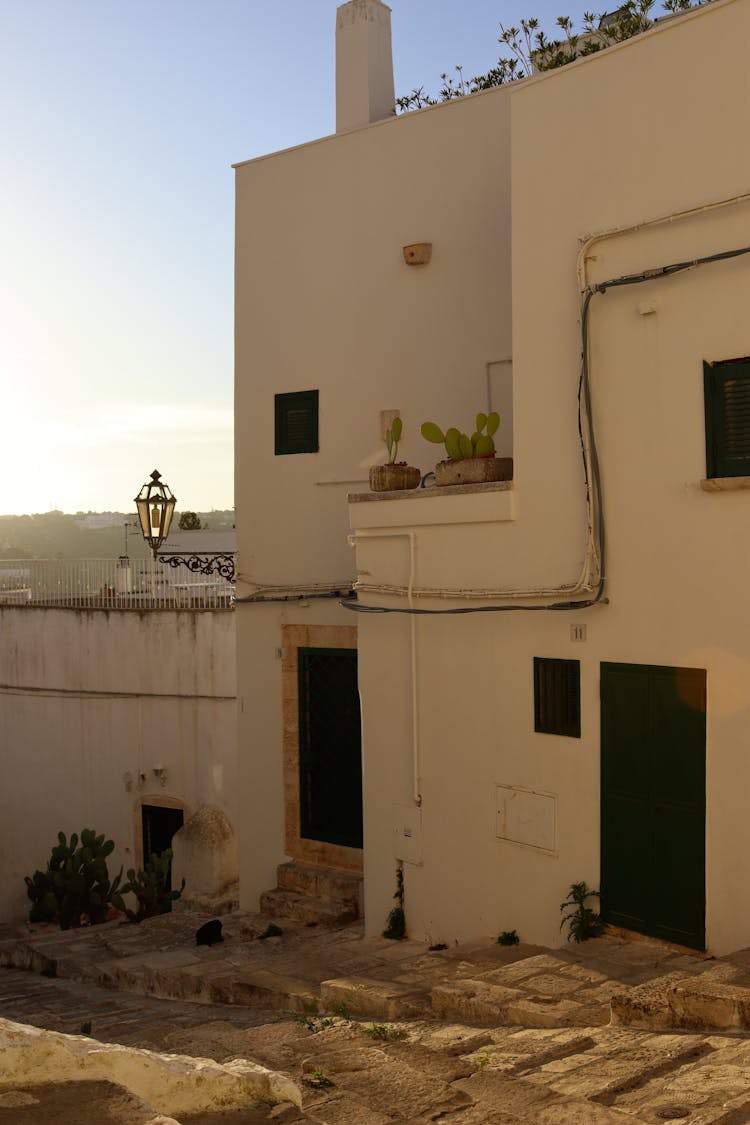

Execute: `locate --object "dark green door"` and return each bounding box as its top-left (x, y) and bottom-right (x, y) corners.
top-left (298, 648), bottom-right (363, 849)
top-left (601, 662), bottom-right (706, 949)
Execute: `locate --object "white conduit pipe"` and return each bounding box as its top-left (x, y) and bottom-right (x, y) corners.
top-left (351, 518), bottom-right (599, 603)
top-left (349, 530), bottom-right (422, 806)
top-left (577, 191), bottom-right (750, 295)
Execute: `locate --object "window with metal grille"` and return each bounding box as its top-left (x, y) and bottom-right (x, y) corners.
top-left (275, 390), bottom-right (319, 455)
top-left (534, 657), bottom-right (581, 738)
top-left (704, 357), bottom-right (750, 478)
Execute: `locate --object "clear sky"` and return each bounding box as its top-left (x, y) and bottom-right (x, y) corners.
top-left (1, 0), bottom-right (596, 515)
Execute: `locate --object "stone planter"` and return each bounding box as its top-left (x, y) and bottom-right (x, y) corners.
top-left (369, 464), bottom-right (421, 492)
top-left (435, 456), bottom-right (513, 487)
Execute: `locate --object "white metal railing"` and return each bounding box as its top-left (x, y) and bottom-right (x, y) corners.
top-left (0, 558), bottom-right (235, 611)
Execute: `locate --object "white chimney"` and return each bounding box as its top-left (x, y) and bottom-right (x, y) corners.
top-left (336, 0), bottom-right (395, 133)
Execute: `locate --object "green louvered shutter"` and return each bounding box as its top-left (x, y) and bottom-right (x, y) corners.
top-left (275, 390), bottom-right (319, 455)
top-left (704, 358), bottom-right (750, 478)
top-left (533, 657), bottom-right (581, 738)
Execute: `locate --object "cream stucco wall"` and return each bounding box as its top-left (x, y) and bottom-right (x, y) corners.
top-left (0, 607), bottom-right (236, 922)
top-left (234, 88), bottom-right (513, 908)
top-left (235, 0), bottom-right (750, 952)
top-left (349, 0), bottom-right (750, 953)
top-left (508, 0), bottom-right (750, 954)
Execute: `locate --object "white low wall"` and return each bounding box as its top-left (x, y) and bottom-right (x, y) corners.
top-left (0, 607), bottom-right (237, 923)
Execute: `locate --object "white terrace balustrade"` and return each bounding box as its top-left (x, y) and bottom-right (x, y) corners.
top-left (0, 558), bottom-right (235, 610)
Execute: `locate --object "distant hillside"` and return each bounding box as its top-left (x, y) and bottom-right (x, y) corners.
top-left (0, 510), bottom-right (235, 560)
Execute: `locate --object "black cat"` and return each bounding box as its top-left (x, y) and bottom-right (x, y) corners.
top-left (195, 918), bottom-right (223, 946)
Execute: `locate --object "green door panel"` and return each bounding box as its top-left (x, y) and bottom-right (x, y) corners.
top-left (601, 662), bottom-right (706, 950)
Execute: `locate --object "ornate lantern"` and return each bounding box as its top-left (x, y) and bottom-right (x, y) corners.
top-left (134, 470), bottom-right (177, 558)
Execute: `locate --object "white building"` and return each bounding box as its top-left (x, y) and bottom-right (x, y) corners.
top-left (0, 568), bottom-right (237, 921)
top-left (234, 0), bottom-right (750, 954)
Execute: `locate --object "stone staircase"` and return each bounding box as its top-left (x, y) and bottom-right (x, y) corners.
top-left (259, 861), bottom-right (362, 927)
top-left (611, 951), bottom-right (750, 1033)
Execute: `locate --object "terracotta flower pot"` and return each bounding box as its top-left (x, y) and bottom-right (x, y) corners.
top-left (434, 456), bottom-right (513, 487)
top-left (369, 463), bottom-right (421, 492)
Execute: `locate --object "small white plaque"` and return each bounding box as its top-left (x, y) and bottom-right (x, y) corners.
top-left (393, 803), bottom-right (423, 865)
top-left (496, 785), bottom-right (556, 853)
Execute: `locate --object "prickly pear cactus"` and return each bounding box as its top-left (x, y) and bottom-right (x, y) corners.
top-left (24, 828), bottom-right (122, 929)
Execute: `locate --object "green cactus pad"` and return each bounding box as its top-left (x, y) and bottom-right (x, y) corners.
top-left (421, 421), bottom-right (445, 443)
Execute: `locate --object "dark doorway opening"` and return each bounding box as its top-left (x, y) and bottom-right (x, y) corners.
top-left (298, 647), bottom-right (363, 850)
top-left (141, 804), bottom-right (184, 890)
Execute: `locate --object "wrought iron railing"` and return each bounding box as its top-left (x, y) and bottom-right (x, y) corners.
top-left (0, 558), bottom-right (235, 610)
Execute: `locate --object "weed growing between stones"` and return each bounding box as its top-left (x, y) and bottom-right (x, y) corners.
top-left (287, 1006), bottom-right (334, 1033)
top-left (258, 923), bottom-right (283, 940)
top-left (362, 1023), bottom-right (407, 1042)
top-left (303, 1069), bottom-right (335, 1089)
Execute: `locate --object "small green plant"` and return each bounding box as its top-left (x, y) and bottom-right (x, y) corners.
top-left (385, 416), bottom-right (403, 464)
top-left (497, 930), bottom-right (520, 946)
top-left (289, 1007), bottom-right (334, 1032)
top-left (421, 411), bottom-right (500, 461)
top-left (363, 1023), bottom-right (407, 1042)
top-left (258, 922), bottom-right (284, 940)
top-left (288, 1005), bottom-right (317, 1030)
top-left (112, 850), bottom-right (184, 923)
top-left (302, 1069), bottom-right (335, 1089)
top-left (382, 863), bottom-right (406, 940)
top-left (24, 829), bottom-right (124, 930)
top-left (331, 1000), bottom-right (352, 1020)
top-left (477, 1053), bottom-right (491, 1070)
top-left (560, 881), bottom-right (604, 943)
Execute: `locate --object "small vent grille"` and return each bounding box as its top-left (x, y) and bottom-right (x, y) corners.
top-left (704, 357), bottom-right (750, 478)
top-left (534, 657), bottom-right (581, 738)
top-left (275, 390), bottom-right (319, 455)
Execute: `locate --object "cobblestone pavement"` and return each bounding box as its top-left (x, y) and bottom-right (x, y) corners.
top-left (3, 914), bottom-right (750, 1123)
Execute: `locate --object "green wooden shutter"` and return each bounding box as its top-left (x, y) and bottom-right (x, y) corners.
top-left (704, 358), bottom-right (750, 478)
top-left (533, 657), bottom-right (581, 738)
top-left (275, 390), bottom-right (319, 455)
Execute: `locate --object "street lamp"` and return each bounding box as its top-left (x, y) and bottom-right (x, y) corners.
top-left (134, 470), bottom-right (177, 559)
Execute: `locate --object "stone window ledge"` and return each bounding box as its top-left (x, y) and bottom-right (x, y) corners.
top-left (700, 477), bottom-right (750, 492)
top-left (348, 481), bottom-right (515, 529)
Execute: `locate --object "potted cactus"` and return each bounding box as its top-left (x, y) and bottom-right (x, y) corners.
top-left (369, 416), bottom-right (421, 492)
top-left (421, 411), bottom-right (512, 486)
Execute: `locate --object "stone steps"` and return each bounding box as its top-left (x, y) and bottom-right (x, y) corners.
top-left (456, 1025), bottom-right (750, 1122)
top-left (260, 862), bottom-right (362, 927)
top-left (611, 970), bottom-right (750, 1032)
top-left (259, 888), bottom-right (359, 927)
top-left (277, 862), bottom-right (361, 906)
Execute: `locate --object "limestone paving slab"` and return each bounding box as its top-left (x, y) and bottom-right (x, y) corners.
top-left (536, 1033), bottom-right (711, 1100)
top-left (320, 975), bottom-right (429, 1019)
top-left (8, 918), bottom-right (750, 1123)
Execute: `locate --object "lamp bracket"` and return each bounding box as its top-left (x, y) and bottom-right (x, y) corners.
top-left (159, 553), bottom-right (236, 583)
